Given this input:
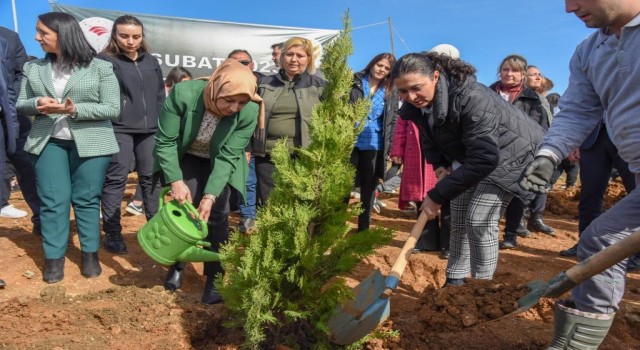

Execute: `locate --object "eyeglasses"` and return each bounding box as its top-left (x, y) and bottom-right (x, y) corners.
top-left (238, 60), bottom-right (252, 66)
top-left (528, 73), bottom-right (543, 78)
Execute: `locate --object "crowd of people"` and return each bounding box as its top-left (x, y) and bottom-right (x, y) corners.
top-left (1, 0), bottom-right (640, 347)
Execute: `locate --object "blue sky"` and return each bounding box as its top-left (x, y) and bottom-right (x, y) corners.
top-left (1, 0), bottom-right (593, 94)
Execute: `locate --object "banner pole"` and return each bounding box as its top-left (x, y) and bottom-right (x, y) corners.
top-left (387, 17), bottom-right (395, 56)
top-left (11, 0), bottom-right (18, 33)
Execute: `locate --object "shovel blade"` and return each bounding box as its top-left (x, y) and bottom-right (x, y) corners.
top-left (329, 297), bottom-right (390, 345)
top-left (328, 269), bottom-right (388, 344)
top-left (516, 279), bottom-right (546, 313)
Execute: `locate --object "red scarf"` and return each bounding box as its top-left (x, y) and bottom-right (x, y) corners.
top-left (495, 81), bottom-right (524, 103)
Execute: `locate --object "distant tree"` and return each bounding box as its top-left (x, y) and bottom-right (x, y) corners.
top-left (216, 13), bottom-right (393, 349)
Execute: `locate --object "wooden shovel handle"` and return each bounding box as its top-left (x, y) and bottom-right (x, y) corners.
top-left (388, 210), bottom-right (429, 281)
top-left (566, 227), bottom-right (640, 284)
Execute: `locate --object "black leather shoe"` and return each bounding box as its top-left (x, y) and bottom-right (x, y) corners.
top-left (32, 222), bottom-right (42, 236)
top-left (237, 217), bottom-right (256, 233)
top-left (103, 232), bottom-right (128, 254)
top-left (43, 257), bottom-right (65, 283)
top-left (0, 278), bottom-right (5, 288)
top-left (443, 278), bottom-right (464, 287)
top-left (201, 276), bottom-right (223, 304)
top-left (500, 233), bottom-right (518, 249)
top-left (628, 254), bottom-right (640, 272)
top-left (439, 248), bottom-right (450, 260)
top-left (529, 217), bottom-right (555, 236)
top-left (516, 219), bottom-right (532, 238)
top-left (164, 262), bottom-right (186, 291)
top-left (81, 251), bottom-right (102, 278)
top-left (560, 244), bottom-right (578, 257)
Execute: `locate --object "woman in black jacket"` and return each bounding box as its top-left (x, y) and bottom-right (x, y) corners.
top-left (349, 52), bottom-right (397, 232)
top-left (391, 52), bottom-right (544, 286)
top-left (489, 55), bottom-right (554, 250)
top-left (98, 15), bottom-right (165, 254)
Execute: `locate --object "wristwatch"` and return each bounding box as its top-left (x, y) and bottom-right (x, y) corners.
top-left (202, 193), bottom-right (217, 202)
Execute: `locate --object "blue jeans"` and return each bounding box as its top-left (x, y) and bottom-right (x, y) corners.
top-left (238, 155), bottom-right (256, 219)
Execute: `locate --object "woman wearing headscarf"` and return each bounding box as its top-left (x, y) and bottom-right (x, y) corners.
top-left (17, 12), bottom-right (120, 283)
top-left (489, 55), bottom-right (553, 249)
top-left (252, 36), bottom-right (325, 204)
top-left (392, 52), bottom-right (544, 286)
top-left (349, 52), bottom-right (398, 232)
top-left (154, 59), bottom-right (262, 304)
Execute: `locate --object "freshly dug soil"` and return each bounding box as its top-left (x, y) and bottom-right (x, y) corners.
top-left (1, 178), bottom-right (640, 349)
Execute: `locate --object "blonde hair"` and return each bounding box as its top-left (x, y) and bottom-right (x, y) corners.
top-left (281, 36), bottom-right (316, 74)
top-left (497, 54), bottom-right (528, 76)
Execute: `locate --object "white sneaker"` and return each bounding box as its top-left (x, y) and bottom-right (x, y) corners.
top-left (0, 205), bottom-right (28, 218)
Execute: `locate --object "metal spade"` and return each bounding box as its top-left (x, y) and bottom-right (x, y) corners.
top-left (328, 211), bottom-right (429, 345)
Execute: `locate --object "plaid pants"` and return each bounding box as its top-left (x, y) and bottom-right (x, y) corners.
top-left (446, 179), bottom-right (513, 279)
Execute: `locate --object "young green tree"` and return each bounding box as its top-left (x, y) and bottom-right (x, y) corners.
top-left (216, 13), bottom-right (393, 349)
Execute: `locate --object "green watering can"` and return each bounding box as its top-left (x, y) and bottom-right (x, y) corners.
top-left (137, 187), bottom-right (220, 265)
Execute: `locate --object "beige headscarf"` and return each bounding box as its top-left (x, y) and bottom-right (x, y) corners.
top-left (203, 59), bottom-right (265, 140)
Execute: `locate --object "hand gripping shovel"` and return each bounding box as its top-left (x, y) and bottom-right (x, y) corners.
top-left (328, 211), bottom-right (429, 345)
top-left (514, 227), bottom-right (640, 315)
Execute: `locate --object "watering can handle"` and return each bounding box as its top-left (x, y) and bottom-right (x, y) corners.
top-left (159, 186), bottom-right (208, 233)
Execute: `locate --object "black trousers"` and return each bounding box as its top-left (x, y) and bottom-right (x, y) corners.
top-left (350, 149), bottom-right (381, 232)
top-left (0, 115), bottom-right (40, 224)
top-left (255, 154), bottom-right (276, 207)
top-left (101, 132), bottom-right (158, 234)
top-left (551, 158), bottom-right (580, 187)
top-left (415, 200), bottom-right (451, 251)
top-left (578, 130), bottom-right (636, 234)
top-left (179, 154), bottom-right (231, 278)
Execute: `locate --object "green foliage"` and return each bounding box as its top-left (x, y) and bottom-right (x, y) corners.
top-left (216, 12), bottom-right (393, 349)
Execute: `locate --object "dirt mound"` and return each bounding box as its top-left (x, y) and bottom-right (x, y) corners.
top-left (417, 276), bottom-right (531, 331)
top-left (0, 285), bottom-right (242, 350)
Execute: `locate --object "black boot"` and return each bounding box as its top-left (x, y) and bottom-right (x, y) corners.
top-left (529, 215), bottom-right (555, 236)
top-left (500, 232), bottom-right (518, 249)
top-left (32, 222), bottom-right (42, 236)
top-left (547, 299), bottom-right (615, 349)
top-left (81, 251), bottom-right (102, 278)
top-left (163, 262), bottom-right (186, 291)
top-left (516, 219), bottom-right (532, 238)
top-left (201, 276), bottom-right (223, 304)
top-left (560, 244), bottom-right (578, 257)
top-left (43, 257), bottom-right (65, 284)
top-left (443, 278), bottom-right (464, 287)
top-left (103, 232), bottom-right (128, 254)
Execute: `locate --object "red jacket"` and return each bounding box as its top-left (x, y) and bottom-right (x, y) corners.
top-left (389, 117), bottom-right (438, 210)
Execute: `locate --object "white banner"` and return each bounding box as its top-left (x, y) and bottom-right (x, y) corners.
top-left (52, 4), bottom-right (340, 77)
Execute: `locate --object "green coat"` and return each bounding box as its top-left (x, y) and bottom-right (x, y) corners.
top-left (17, 58), bottom-right (120, 157)
top-left (154, 79), bottom-right (258, 198)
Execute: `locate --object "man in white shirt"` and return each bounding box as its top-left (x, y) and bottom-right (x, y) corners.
top-left (520, 1), bottom-right (640, 348)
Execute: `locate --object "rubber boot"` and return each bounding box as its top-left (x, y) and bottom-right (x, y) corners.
top-left (43, 257), bottom-right (65, 284)
top-left (530, 215), bottom-right (555, 236)
top-left (201, 276), bottom-right (223, 304)
top-left (163, 262), bottom-right (186, 291)
top-left (547, 300), bottom-right (615, 350)
top-left (103, 232), bottom-right (128, 254)
top-left (81, 251), bottom-right (102, 278)
top-left (500, 232), bottom-right (518, 249)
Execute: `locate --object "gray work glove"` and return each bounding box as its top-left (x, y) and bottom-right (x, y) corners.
top-left (519, 155), bottom-right (556, 194)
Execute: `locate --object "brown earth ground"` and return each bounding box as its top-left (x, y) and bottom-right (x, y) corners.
top-left (1, 176), bottom-right (640, 349)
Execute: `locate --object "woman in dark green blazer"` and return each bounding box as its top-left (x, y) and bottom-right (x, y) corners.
top-left (154, 59), bottom-right (262, 304)
top-left (17, 13), bottom-right (120, 284)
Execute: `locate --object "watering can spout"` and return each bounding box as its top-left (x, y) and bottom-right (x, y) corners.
top-left (175, 245), bottom-right (220, 263)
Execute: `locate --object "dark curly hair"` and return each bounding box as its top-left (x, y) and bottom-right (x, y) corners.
top-left (391, 52), bottom-right (476, 83)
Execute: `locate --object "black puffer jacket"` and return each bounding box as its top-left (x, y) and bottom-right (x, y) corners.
top-left (97, 52), bottom-right (165, 134)
top-left (488, 82), bottom-right (551, 130)
top-left (349, 71), bottom-right (399, 179)
top-left (399, 73), bottom-right (544, 204)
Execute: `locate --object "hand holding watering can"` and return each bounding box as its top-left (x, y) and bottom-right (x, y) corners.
top-left (170, 180), bottom-right (215, 222)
